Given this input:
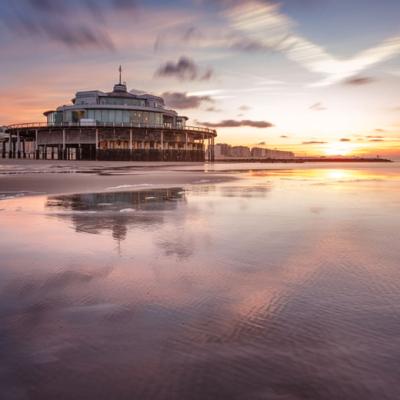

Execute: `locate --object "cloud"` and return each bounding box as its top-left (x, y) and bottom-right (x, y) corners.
top-left (27, 0), bottom-right (62, 13)
top-left (156, 57), bottom-right (213, 81)
top-left (369, 138), bottom-right (385, 142)
top-left (0, 0), bottom-right (135, 50)
top-left (201, 69), bottom-right (214, 80)
top-left (230, 38), bottom-right (266, 52)
top-left (375, 128), bottom-right (386, 132)
top-left (257, 141), bottom-right (266, 145)
top-left (197, 119), bottom-right (274, 128)
top-left (162, 92), bottom-right (213, 109)
top-left (28, 0), bottom-right (136, 14)
top-left (154, 26), bottom-right (203, 52)
top-left (309, 102), bottom-right (326, 111)
top-left (302, 141), bottom-right (327, 145)
top-left (280, 135), bottom-right (288, 138)
top-left (343, 76), bottom-right (375, 86)
top-left (340, 138), bottom-right (351, 142)
top-left (182, 26), bottom-right (203, 42)
top-left (366, 135), bottom-right (384, 138)
top-left (239, 105), bottom-right (251, 111)
top-left (112, 0), bottom-right (137, 10)
top-left (205, 106), bottom-right (222, 112)
top-left (221, 1), bottom-right (400, 86)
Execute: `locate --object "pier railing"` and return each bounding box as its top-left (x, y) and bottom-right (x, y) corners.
top-left (6, 122), bottom-right (217, 135)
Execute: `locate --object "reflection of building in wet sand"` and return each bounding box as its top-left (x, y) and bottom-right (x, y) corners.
top-left (46, 189), bottom-right (185, 241)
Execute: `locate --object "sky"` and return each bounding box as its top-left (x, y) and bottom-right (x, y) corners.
top-left (0, 0), bottom-right (400, 157)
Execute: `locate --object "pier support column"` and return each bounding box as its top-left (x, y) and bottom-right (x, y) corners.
top-left (160, 130), bottom-right (164, 161)
top-left (62, 129), bottom-right (66, 160)
top-left (16, 131), bottom-right (21, 159)
top-left (10, 135), bottom-right (15, 158)
top-left (129, 128), bottom-right (133, 160)
top-left (185, 132), bottom-right (188, 161)
top-left (35, 130), bottom-right (39, 159)
top-left (22, 139), bottom-right (26, 159)
top-left (95, 128), bottom-right (99, 160)
top-left (201, 134), bottom-right (205, 162)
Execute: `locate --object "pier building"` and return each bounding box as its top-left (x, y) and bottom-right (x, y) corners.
top-left (3, 68), bottom-right (216, 162)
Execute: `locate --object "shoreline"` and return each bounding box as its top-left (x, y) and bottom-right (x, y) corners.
top-left (215, 157), bottom-right (393, 163)
top-left (0, 160), bottom-right (236, 199)
top-left (0, 159), bottom-right (397, 199)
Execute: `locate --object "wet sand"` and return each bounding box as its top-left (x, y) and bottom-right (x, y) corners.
top-left (1, 161), bottom-right (400, 400)
top-left (0, 159), bottom-right (235, 197)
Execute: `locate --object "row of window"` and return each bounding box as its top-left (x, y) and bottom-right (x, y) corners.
top-left (99, 98), bottom-right (146, 107)
top-left (47, 110), bottom-right (186, 127)
top-left (84, 110), bottom-right (163, 125)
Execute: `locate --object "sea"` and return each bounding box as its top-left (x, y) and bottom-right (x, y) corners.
top-left (0, 162), bottom-right (399, 400)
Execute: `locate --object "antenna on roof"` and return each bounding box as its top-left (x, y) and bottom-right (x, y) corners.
top-left (119, 65), bottom-right (122, 85)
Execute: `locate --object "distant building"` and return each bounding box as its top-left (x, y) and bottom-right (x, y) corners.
top-left (251, 147), bottom-right (267, 158)
top-left (264, 149), bottom-right (295, 159)
top-left (231, 146), bottom-right (251, 158)
top-left (215, 143), bottom-right (294, 160)
top-left (214, 143), bottom-right (231, 158)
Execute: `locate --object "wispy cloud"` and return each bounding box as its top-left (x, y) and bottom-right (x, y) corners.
top-left (343, 76), bottom-right (375, 86)
top-left (0, 0), bottom-right (140, 50)
top-left (222, 1), bottom-right (400, 86)
top-left (309, 102), bottom-right (326, 111)
top-left (205, 106), bottom-right (222, 112)
top-left (302, 141), bottom-right (327, 145)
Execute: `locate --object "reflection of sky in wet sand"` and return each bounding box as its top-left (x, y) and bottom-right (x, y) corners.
top-left (0, 165), bottom-right (400, 399)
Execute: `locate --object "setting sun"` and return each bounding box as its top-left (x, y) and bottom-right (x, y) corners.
top-left (323, 142), bottom-right (357, 156)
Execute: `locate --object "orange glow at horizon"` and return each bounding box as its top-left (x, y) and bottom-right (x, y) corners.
top-left (323, 142), bottom-right (358, 156)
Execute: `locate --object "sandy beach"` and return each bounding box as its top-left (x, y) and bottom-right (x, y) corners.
top-left (0, 159), bottom-right (236, 197)
top-left (1, 160), bottom-right (400, 400)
